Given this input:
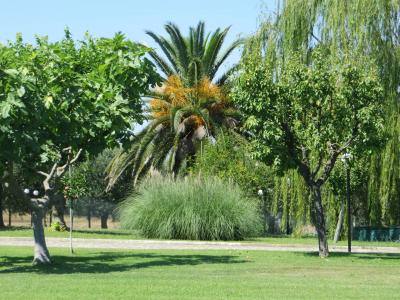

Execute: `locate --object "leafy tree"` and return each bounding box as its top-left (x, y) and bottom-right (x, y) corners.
top-left (107, 75), bottom-right (240, 188)
top-left (264, 0), bottom-right (400, 228)
top-left (0, 31), bottom-right (160, 264)
top-left (233, 48), bottom-right (384, 257)
top-left (146, 21), bottom-right (242, 86)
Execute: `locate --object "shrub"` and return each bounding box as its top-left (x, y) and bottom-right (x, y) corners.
top-left (190, 131), bottom-right (273, 197)
top-left (119, 176), bottom-right (262, 240)
top-left (50, 221), bottom-right (67, 232)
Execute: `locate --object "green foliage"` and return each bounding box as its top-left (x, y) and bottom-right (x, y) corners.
top-left (254, 0), bottom-right (400, 228)
top-left (64, 149), bottom-right (130, 218)
top-left (119, 176), bottom-right (262, 240)
top-left (0, 30), bottom-right (160, 171)
top-left (190, 130), bottom-right (272, 196)
top-left (233, 48), bottom-right (384, 173)
top-left (107, 21), bottom-right (242, 189)
top-left (146, 21), bottom-right (243, 85)
top-left (50, 221), bottom-right (67, 232)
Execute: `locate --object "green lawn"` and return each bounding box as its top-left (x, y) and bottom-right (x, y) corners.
top-left (0, 247), bottom-right (399, 299)
top-left (1, 227), bottom-right (400, 248)
top-left (0, 227), bottom-right (141, 240)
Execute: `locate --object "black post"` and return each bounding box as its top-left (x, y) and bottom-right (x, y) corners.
top-left (346, 165), bottom-right (351, 253)
top-left (263, 195), bottom-right (267, 235)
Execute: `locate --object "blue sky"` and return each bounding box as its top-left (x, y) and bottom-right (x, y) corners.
top-left (0, 0), bottom-right (276, 69)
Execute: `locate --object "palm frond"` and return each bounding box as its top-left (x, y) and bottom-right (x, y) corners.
top-left (146, 30), bottom-right (180, 75)
top-left (148, 50), bottom-right (175, 77)
top-left (203, 27), bottom-right (230, 79)
top-left (165, 22), bottom-right (190, 76)
top-left (210, 38), bottom-right (244, 79)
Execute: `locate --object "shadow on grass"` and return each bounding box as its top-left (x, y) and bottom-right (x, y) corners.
top-left (0, 252), bottom-right (246, 274)
top-left (72, 229), bottom-right (133, 237)
top-left (0, 226), bottom-right (30, 232)
top-left (300, 252), bottom-right (400, 260)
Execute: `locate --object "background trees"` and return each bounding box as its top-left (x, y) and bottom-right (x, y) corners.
top-left (64, 150), bottom-right (130, 229)
top-left (266, 0), bottom-right (400, 230)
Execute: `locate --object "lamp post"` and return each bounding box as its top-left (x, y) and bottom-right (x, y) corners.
top-left (258, 189), bottom-right (267, 235)
top-left (24, 188), bottom-right (40, 227)
top-left (341, 152), bottom-right (352, 253)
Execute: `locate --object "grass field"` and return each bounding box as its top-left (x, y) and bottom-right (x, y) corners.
top-left (1, 227), bottom-right (400, 248)
top-left (0, 227), bottom-right (141, 240)
top-left (0, 247), bottom-right (399, 299)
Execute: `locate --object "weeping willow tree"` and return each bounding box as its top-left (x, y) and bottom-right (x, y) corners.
top-left (255, 0), bottom-right (400, 236)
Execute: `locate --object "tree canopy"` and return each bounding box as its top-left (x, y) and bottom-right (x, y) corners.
top-left (0, 30), bottom-right (160, 264)
top-left (233, 47), bottom-right (384, 257)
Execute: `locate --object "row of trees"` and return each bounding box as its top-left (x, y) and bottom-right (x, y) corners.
top-left (1, 0), bottom-right (399, 262)
top-left (105, 3), bottom-right (392, 258)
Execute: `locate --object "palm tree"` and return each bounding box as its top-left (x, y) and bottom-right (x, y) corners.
top-left (146, 21), bottom-right (242, 86)
top-left (106, 22), bottom-right (241, 188)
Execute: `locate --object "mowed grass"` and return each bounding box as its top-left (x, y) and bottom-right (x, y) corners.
top-left (0, 227), bottom-right (141, 240)
top-left (1, 227), bottom-right (400, 248)
top-left (0, 247), bottom-right (399, 300)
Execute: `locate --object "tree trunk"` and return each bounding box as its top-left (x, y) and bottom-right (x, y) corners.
top-left (334, 198), bottom-right (345, 243)
top-left (8, 209), bottom-right (11, 227)
top-left (0, 185), bottom-right (5, 228)
top-left (32, 205), bottom-right (51, 265)
top-left (100, 213), bottom-right (108, 229)
top-left (311, 184), bottom-right (329, 257)
top-left (52, 194), bottom-right (68, 229)
top-left (87, 206), bottom-right (91, 229)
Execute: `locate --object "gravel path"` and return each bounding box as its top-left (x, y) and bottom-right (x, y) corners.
top-left (1, 237), bottom-right (400, 253)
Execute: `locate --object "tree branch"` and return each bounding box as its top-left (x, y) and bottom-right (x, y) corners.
top-left (316, 136), bottom-right (355, 186)
top-left (281, 122), bottom-right (313, 186)
top-left (56, 148), bottom-right (83, 178)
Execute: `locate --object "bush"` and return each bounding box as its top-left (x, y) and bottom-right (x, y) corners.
top-left (119, 176), bottom-right (262, 240)
top-left (190, 130), bottom-right (273, 197)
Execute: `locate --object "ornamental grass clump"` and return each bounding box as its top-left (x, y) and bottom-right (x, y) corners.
top-left (119, 176), bottom-right (262, 240)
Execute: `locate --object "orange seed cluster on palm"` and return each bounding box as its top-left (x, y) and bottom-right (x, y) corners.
top-left (150, 75), bottom-right (227, 127)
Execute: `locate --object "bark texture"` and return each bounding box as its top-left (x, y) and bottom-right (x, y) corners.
top-left (51, 194), bottom-right (68, 229)
top-left (311, 185), bottom-right (329, 257)
top-left (32, 199), bottom-right (51, 265)
top-left (100, 213), bottom-right (108, 229)
top-left (334, 198), bottom-right (345, 243)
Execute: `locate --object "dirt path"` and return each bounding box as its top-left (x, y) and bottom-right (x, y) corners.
top-left (1, 237), bottom-right (400, 253)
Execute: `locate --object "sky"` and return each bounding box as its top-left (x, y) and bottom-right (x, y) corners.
top-left (0, 0), bottom-right (276, 69)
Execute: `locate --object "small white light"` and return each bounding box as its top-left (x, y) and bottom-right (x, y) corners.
top-left (341, 152), bottom-right (352, 162)
top-left (24, 188), bottom-right (30, 195)
top-left (258, 189), bottom-right (264, 196)
top-left (33, 190), bottom-right (39, 196)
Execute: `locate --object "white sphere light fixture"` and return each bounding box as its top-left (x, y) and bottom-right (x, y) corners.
top-left (258, 189), bottom-right (264, 197)
top-left (23, 188), bottom-right (30, 195)
top-left (33, 190), bottom-right (39, 196)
